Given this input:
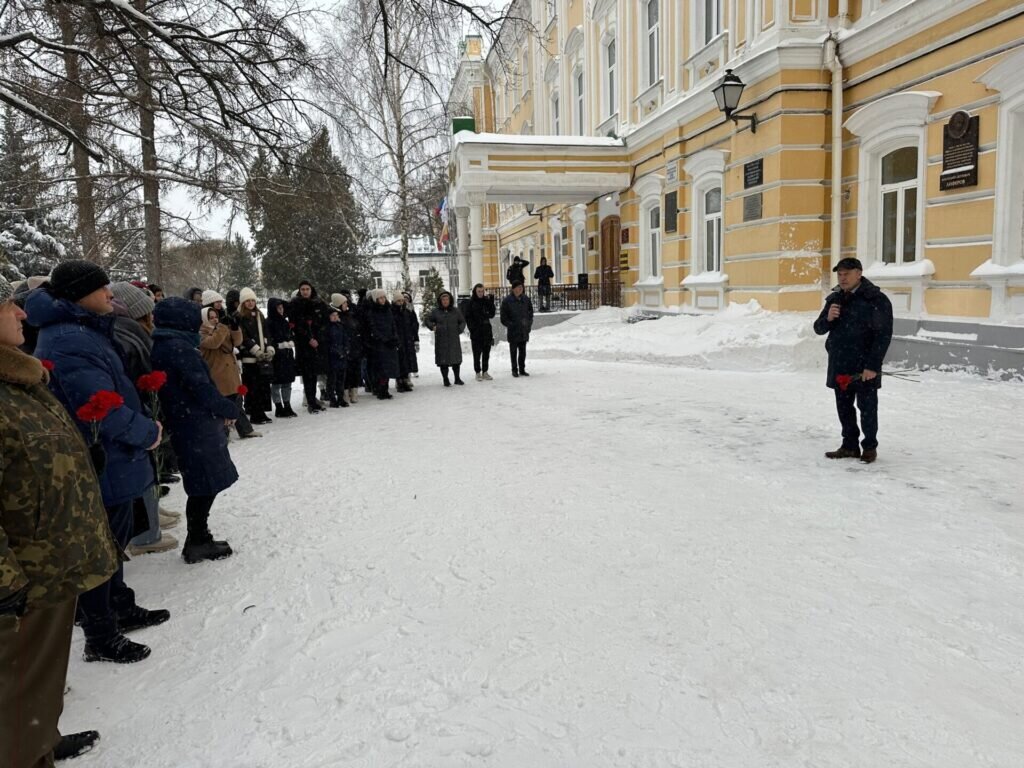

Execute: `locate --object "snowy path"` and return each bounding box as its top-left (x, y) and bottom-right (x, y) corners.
top-left (65, 346), bottom-right (1023, 767)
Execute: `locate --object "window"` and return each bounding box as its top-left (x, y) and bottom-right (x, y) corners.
top-left (703, 0), bottom-right (721, 45)
top-left (522, 52), bottom-right (529, 98)
top-left (575, 70), bottom-right (585, 135)
top-left (703, 188), bottom-right (722, 272)
top-left (371, 271), bottom-right (383, 289)
top-left (552, 94), bottom-right (560, 134)
top-left (648, 206), bottom-right (661, 276)
top-left (645, 0), bottom-right (660, 86)
top-left (552, 232), bottom-right (563, 282)
top-left (879, 147), bottom-right (918, 264)
top-left (605, 39), bottom-right (616, 118)
top-left (417, 270), bottom-right (430, 288)
top-left (577, 226), bottom-right (587, 274)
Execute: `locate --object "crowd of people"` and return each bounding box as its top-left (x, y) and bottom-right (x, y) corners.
top-left (0, 260), bottom-right (539, 767)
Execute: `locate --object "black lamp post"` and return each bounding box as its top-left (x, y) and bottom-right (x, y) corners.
top-left (713, 69), bottom-right (758, 133)
top-left (525, 203), bottom-right (543, 218)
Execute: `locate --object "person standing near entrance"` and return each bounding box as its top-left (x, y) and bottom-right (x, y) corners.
top-left (464, 283), bottom-right (495, 380)
top-left (534, 257), bottom-right (554, 312)
top-left (425, 291), bottom-right (467, 387)
top-left (500, 280), bottom-right (534, 377)
top-left (506, 255), bottom-right (529, 284)
top-left (813, 257), bottom-right (893, 464)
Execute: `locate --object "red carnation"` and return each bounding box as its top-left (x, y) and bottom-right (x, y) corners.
top-left (237, 385), bottom-right (248, 396)
top-left (288, 322), bottom-right (295, 329)
top-left (40, 359), bottom-right (55, 372)
top-left (835, 374), bottom-right (854, 392)
top-left (136, 370), bottom-right (168, 393)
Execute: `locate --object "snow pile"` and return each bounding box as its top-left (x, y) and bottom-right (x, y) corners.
top-left (530, 301), bottom-right (824, 372)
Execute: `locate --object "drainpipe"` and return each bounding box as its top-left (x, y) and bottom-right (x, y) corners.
top-left (825, 35), bottom-right (844, 294)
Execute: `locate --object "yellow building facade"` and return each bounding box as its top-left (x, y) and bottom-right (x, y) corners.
top-left (446, 0), bottom-right (1024, 323)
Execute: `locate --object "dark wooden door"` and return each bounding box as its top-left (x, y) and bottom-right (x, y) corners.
top-left (600, 216), bottom-right (621, 306)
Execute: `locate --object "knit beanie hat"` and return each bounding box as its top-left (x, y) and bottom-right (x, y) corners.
top-left (110, 281), bottom-right (155, 320)
top-left (330, 293), bottom-right (348, 309)
top-left (368, 288), bottom-right (388, 302)
top-left (49, 260), bottom-right (109, 302)
top-left (392, 290), bottom-right (405, 303)
top-left (202, 289), bottom-right (225, 307)
top-left (239, 287), bottom-right (258, 305)
top-left (0, 273), bottom-right (12, 304)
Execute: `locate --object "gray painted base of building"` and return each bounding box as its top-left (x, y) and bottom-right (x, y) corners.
top-left (490, 308), bottom-right (1024, 380)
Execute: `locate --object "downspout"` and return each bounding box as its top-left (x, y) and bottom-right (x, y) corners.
top-left (825, 34), bottom-right (844, 295)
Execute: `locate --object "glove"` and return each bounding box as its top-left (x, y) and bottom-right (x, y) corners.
top-left (265, 346), bottom-right (275, 359)
top-left (0, 587), bottom-right (28, 618)
top-left (249, 345), bottom-right (260, 356)
top-left (227, 316), bottom-right (239, 331)
top-left (89, 443), bottom-right (107, 476)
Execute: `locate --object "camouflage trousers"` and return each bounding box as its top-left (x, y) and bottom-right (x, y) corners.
top-left (0, 598), bottom-right (76, 768)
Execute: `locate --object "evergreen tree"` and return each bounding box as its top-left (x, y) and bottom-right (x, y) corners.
top-left (247, 129), bottom-right (371, 293)
top-left (221, 235), bottom-right (260, 292)
top-left (419, 266), bottom-right (444, 326)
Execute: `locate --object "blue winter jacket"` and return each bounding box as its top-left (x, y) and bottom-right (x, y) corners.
top-left (151, 298), bottom-right (239, 498)
top-left (27, 288), bottom-right (159, 507)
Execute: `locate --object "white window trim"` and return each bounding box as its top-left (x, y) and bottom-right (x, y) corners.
top-left (644, 0), bottom-right (660, 89)
top-left (878, 152), bottom-right (918, 266)
top-left (603, 34), bottom-right (617, 120)
top-left (682, 149), bottom-right (728, 310)
top-left (699, 0), bottom-right (722, 48)
top-left (974, 50), bottom-right (1024, 319)
top-left (845, 90), bottom-right (938, 315)
top-left (635, 173), bottom-right (665, 285)
top-left (702, 188), bottom-right (723, 274)
top-left (574, 66), bottom-right (585, 135)
top-left (551, 90), bottom-right (561, 135)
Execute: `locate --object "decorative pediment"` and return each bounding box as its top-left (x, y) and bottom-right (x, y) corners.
top-left (564, 26), bottom-right (584, 57)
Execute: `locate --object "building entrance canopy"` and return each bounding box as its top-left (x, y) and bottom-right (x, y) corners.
top-left (448, 131), bottom-right (630, 289)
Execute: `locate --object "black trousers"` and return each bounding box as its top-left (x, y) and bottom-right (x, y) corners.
top-left (77, 501), bottom-right (135, 644)
top-left (185, 494), bottom-right (217, 541)
top-left (300, 371), bottom-right (319, 405)
top-left (835, 386), bottom-right (879, 450)
top-left (227, 394), bottom-right (254, 437)
top-left (471, 337), bottom-right (491, 373)
top-left (439, 364), bottom-right (462, 383)
top-left (326, 369), bottom-right (346, 403)
top-left (509, 341), bottom-right (527, 373)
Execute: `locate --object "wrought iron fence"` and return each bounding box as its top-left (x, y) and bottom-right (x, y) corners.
top-left (478, 282), bottom-right (622, 312)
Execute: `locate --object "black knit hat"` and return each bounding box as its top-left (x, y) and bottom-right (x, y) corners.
top-left (50, 260), bottom-right (110, 302)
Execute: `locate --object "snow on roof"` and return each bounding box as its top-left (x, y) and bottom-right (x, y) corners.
top-left (452, 132), bottom-right (625, 149)
top-left (373, 235), bottom-right (445, 256)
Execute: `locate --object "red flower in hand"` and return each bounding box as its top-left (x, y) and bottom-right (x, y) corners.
top-left (76, 390), bottom-right (125, 423)
top-left (835, 374), bottom-right (854, 392)
top-left (288, 322), bottom-right (295, 329)
top-left (136, 371), bottom-right (168, 393)
top-left (237, 385), bottom-right (248, 396)
top-left (40, 359), bottom-right (55, 372)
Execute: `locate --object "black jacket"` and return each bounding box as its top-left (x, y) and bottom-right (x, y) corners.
top-left (364, 301), bottom-right (400, 379)
top-left (288, 289), bottom-right (328, 374)
top-left (500, 292), bottom-right (534, 343)
top-left (813, 277), bottom-right (894, 389)
top-left (265, 298), bottom-right (296, 384)
top-left (464, 294), bottom-right (496, 341)
top-left (506, 258), bottom-right (528, 284)
top-left (534, 264), bottom-right (554, 287)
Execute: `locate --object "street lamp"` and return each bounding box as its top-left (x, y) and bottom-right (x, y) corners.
top-left (713, 69), bottom-right (758, 133)
top-left (525, 203), bottom-right (543, 218)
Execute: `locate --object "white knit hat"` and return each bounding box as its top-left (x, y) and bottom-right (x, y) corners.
top-left (368, 288), bottom-right (388, 302)
top-left (392, 290), bottom-right (406, 302)
top-left (239, 287), bottom-right (258, 304)
top-left (202, 289), bottom-right (225, 307)
top-left (330, 292), bottom-right (348, 309)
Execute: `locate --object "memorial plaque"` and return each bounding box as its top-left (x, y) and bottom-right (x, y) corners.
top-left (939, 112), bottom-right (979, 191)
top-left (743, 192), bottom-right (763, 222)
top-left (666, 161), bottom-right (679, 186)
top-left (744, 158), bottom-right (763, 189)
top-left (621, 227), bottom-right (629, 244)
top-left (664, 191), bottom-right (678, 233)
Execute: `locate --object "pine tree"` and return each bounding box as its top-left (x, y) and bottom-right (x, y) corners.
top-left (419, 266), bottom-right (444, 326)
top-left (247, 129), bottom-right (371, 293)
top-left (221, 235), bottom-right (260, 293)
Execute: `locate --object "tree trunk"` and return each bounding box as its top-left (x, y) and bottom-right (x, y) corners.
top-left (55, 4), bottom-right (99, 260)
top-left (134, 0), bottom-right (163, 284)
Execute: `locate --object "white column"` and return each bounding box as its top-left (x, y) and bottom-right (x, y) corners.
top-left (469, 204), bottom-right (485, 287)
top-left (455, 207), bottom-right (470, 294)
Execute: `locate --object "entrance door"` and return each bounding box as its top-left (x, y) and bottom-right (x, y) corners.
top-left (600, 216), bottom-right (621, 306)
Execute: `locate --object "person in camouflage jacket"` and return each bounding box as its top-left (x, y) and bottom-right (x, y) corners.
top-left (0, 274), bottom-right (118, 768)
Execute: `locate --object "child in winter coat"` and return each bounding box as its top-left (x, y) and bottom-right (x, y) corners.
top-left (324, 309), bottom-right (349, 408)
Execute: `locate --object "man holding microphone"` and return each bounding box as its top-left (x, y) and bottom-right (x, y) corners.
top-left (813, 257), bottom-right (894, 464)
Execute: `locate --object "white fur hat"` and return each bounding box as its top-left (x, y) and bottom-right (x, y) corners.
top-left (391, 290), bottom-right (405, 302)
top-left (368, 288), bottom-right (388, 302)
top-left (239, 287), bottom-right (258, 304)
top-left (202, 289), bottom-right (225, 307)
top-left (330, 292), bottom-right (348, 309)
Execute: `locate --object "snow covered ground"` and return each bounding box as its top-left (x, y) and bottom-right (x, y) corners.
top-left (64, 305), bottom-right (1024, 768)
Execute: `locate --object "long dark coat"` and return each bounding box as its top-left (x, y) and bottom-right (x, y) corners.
top-left (288, 288), bottom-right (328, 377)
top-left (265, 298), bottom-right (296, 385)
top-left (27, 289), bottom-right (159, 508)
top-left (464, 294), bottom-right (496, 343)
top-left (324, 320), bottom-right (350, 372)
top-left (813, 277), bottom-right (894, 390)
top-left (340, 308), bottom-right (363, 385)
top-left (401, 305), bottom-right (420, 374)
top-left (393, 304), bottom-right (415, 378)
top-left (425, 301), bottom-right (466, 367)
top-left (237, 306), bottom-right (273, 415)
top-left (500, 292), bottom-right (535, 344)
top-left (364, 301), bottom-right (400, 380)
top-left (151, 298), bottom-right (239, 498)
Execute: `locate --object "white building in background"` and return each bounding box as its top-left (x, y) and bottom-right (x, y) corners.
top-left (369, 236), bottom-right (456, 296)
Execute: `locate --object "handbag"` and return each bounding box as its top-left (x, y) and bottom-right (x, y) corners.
top-left (257, 359), bottom-right (274, 377)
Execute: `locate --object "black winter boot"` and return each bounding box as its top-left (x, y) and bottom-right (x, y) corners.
top-left (274, 403), bottom-right (286, 418)
top-left (54, 731), bottom-right (100, 761)
top-left (83, 634), bottom-right (151, 664)
top-left (182, 536), bottom-right (233, 564)
top-left (117, 605), bottom-right (170, 633)
top-left (453, 365), bottom-right (465, 385)
top-left (282, 403), bottom-right (299, 418)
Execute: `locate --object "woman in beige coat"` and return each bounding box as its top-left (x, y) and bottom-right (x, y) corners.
top-left (199, 306), bottom-right (258, 439)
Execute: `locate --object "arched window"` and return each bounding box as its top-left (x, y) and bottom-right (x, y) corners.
top-left (703, 187), bottom-right (722, 272)
top-left (647, 205), bottom-right (661, 276)
top-left (645, 0), bottom-right (660, 87)
top-left (879, 147), bottom-right (918, 264)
